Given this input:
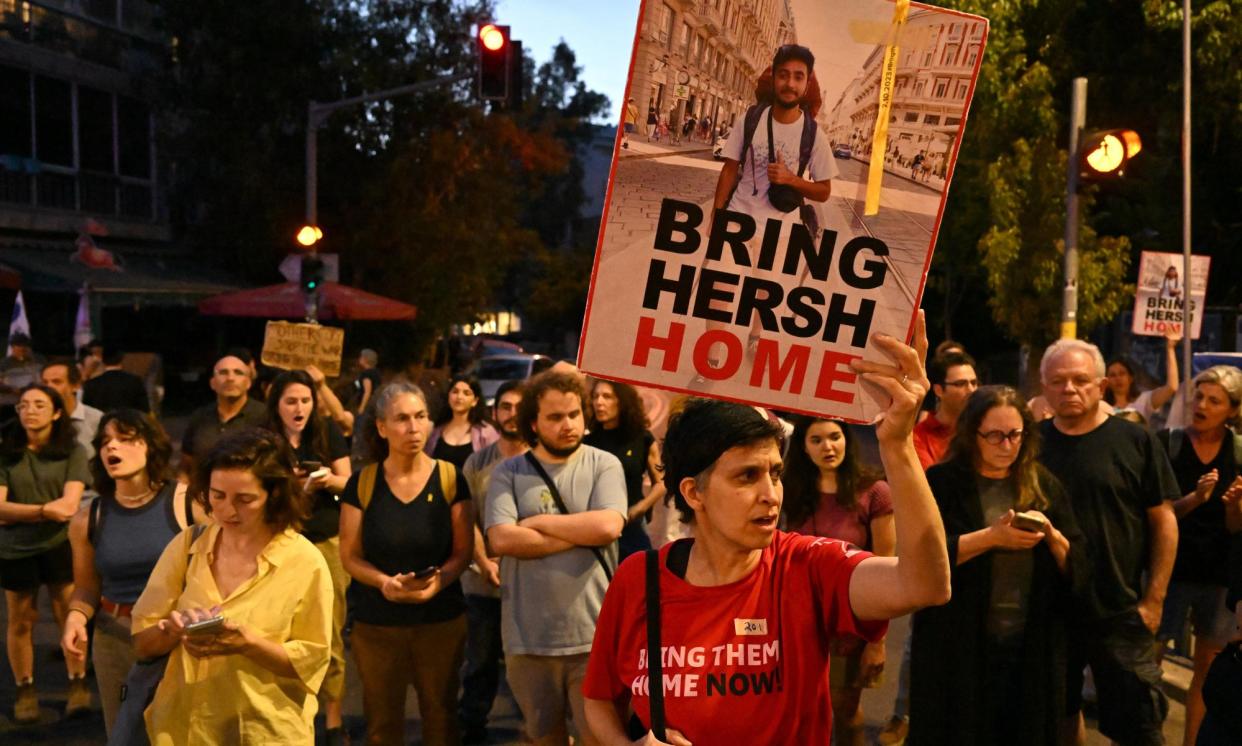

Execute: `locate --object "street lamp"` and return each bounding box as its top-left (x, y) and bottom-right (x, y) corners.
top-left (296, 225), bottom-right (323, 248)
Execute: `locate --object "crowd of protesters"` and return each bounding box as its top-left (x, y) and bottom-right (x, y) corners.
top-left (0, 319), bottom-right (1239, 746)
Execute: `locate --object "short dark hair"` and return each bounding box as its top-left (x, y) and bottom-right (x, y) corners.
top-left (929, 350), bottom-right (977, 386)
top-left (42, 358), bottom-right (82, 386)
top-left (773, 44), bottom-right (815, 75)
top-left (662, 399), bottom-right (783, 524)
top-left (91, 409), bottom-right (175, 499)
top-left (191, 427), bottom-right (309, 532)
top-left (516, 371), bottom-right (586, 446)
top-left (101, 343), bottom-right (124, 366)
top-left (493, 379), bottom-right (524, 410)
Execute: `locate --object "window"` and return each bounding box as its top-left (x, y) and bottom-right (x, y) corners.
top-left (117, 95), bottom-right (150, 179)
top-left (0, 65), bottom-right (31, 158)
top-left (914, 81), bottom-right (925, 96)
top-left (966, 45), bottom-right (979, 66)
top-left (34, 76), bottom-right (72, 167)
top-left (904, 111), bottom-right (919, 122)
top-left (941, 44), bottom-right (958, 66)
top-left (659, 4), bottom-right (675, 47)
top-left (956, 82), bottom-right (969, 99)
top-left (680, 22), bottom-right (691, 54)
top-left (78, 86), bottom-right (114, 173)
top-left (945, 116), bottom-right (961, 126)
top-left (934, 79), bottom-right (948, 97)
top-left (924, 114), bottom-right (941, 125)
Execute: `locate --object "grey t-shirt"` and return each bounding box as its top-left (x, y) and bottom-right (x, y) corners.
top-left (484, 445), bottom-right (627, 656)
top-left (461, 441), bottom-right (521, 599)
top-left (977, 476), bottom-right (1033, 643)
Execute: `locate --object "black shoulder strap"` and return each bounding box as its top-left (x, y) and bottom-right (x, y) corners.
top-left (727, 104), bottom-right (767, 208)
top-left (797, 109), bottom-right (817, 177)
top-left (523, 451), bottom-right (613, 581)
top-left (183, 485), bottom-right (195, 527)
top-left (645, 549), bottom-right (666, 740)
top-left (88, 496), bottom-right (102, 545)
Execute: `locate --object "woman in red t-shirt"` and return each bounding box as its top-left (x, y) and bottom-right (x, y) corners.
top-left (783, 417), bottom-right (893, 746)
top-left (583, 313), bottom-right (953, 745)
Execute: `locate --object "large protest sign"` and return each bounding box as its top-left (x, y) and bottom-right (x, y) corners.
top-left (261, 321), bottom-right (345, 377)
top-left (1131, 251), bottom-right (1210, 340)
top-left (579, 0), bottom-right (988, 422)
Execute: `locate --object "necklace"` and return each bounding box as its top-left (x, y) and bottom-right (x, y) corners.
top-left (114, 486), bottom-right (157, 506)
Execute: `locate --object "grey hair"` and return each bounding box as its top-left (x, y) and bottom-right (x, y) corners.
top-left (359, 348), bottom-right (378, 366)
top-left (1194, 366), bottom-right (1242, 429)
top-left (372, 380), bottom-right (425, 418)
top-left (1040, 339), bottom-right (1106, 383)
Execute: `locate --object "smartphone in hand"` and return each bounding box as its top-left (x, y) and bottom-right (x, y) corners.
top-left (184, 616), bottom-right (226, 635)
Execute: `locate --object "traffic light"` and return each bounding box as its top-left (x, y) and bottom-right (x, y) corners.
top-left (301, 254), bottom-right (325, 293)
top-left (478, 24), bottom-right (511, 101)
top-left (296, 224), bottom-right (323, 247)
top-left (1079, 129), bottom-right (1142, 181)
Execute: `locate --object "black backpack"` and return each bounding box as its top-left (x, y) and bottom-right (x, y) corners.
top-left (727, 103), bottom-right (820, 235)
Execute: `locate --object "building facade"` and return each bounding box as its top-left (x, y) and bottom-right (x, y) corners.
top-left (627, 0), bottom-right (797, 134)
top-left (0, 0), bottom-right (232, 357)
top-left (833, 10), bottom-right (983, 177)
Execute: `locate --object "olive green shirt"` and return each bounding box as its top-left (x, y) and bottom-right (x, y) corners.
top-left (0, 445), bottom-right (90, 559)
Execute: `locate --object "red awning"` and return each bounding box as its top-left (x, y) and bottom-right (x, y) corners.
top-left (198, 282), bottom-right (417, 321)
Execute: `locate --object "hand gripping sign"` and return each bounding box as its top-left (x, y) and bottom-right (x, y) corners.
top-left (579, 0), bottom-right (989, 422)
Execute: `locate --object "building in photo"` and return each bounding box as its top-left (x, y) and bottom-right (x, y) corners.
top-left (837, 10), bottom-right (984, 181)
top-left (628, 0), bottom-right (797, 135)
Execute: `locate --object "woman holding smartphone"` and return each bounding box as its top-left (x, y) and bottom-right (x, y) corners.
top-left (265, 370), bottom-right (352, 745)
top-left (338, 381), bottom-right (474, 746)
top-left (131, 428), bottom-right (332, 745)
top-left (908, 386), bottom-right (1087, 745)
top-left (60, 410), bottom-right (202, 733)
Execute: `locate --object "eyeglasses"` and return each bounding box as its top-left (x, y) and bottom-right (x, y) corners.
top-left (977, 429), bottom-right (1024, 445)
top-left (943, 378), bottom-right (979, 389)
top-left (15, 402), bottom-right (50, 412)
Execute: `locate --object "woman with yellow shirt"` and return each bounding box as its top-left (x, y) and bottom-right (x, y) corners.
top-left (131, 428), bottom-right (332, 745)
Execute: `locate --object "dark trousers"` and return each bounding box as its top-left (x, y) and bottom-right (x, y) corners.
top-left (458, 595), bottom-right (503, 730)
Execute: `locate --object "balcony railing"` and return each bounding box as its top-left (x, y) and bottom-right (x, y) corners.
top-left (0, 1), bottom-right (163, 74)
top-left (0, 163), bottom-right (158, 221)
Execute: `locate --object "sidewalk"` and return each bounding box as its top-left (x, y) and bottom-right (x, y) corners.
top-left (619, 137), bottom-right (714, 160)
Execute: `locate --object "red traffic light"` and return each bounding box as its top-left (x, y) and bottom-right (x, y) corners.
top-left (477, 23), bottom-right (511, 101)
top-left (480, 24), bottom-right (506, 51)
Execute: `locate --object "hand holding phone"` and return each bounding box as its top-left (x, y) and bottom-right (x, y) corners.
top-left (184, 615), bottom-right (226, 635)
top-left (1011, 511), bottom-right (1048, 533)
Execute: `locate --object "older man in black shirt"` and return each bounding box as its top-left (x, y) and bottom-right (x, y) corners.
top-left (1037, 338), bottom-right (1179, 746)
top-left (179, 353), bottom-right (266, 477)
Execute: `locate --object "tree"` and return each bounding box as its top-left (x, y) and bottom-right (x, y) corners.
top-left (932, 0), bottom-right (1134, 357)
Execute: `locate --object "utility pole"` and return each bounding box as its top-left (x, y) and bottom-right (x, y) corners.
top-left (1061, 78), bottom-right (1087, 340)
top-left (1181, 0), bottom-right (1193, 419)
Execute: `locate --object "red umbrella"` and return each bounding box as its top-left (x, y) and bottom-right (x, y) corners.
top-left (198, 282), bottom-right (417, 321)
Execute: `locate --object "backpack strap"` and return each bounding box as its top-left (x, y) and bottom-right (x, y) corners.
top-left (437, 459), bottom-right (457, 503)
top-left (796, 110), bottom-right (817, 177)
top-left (646, 549), bottom-right (665, 740)
top-left (88, 496), bottom-right (102, 545)
top-left (358, 462), bottom-right (380, 511)
top-left (726, 104), bottom-right (767, 208)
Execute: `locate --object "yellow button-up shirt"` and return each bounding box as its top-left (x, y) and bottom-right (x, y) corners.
top-left (132, 524), bottom-right (332, 745)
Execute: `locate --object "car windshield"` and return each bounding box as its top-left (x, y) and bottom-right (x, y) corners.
top-left (476, 358), bottom-right (531, 380)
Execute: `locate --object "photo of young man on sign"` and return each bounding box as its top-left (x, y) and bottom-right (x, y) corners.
top-left (579, 0), bottom-right (989, 423)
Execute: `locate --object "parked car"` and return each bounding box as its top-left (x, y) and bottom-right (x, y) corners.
top-left (833, 143), bottom-right (852, 158)
top-left (468, 353), bottom-right (555, 404)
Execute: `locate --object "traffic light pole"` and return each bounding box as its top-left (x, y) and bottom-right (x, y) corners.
top-left (302, 72), bottom-right (472, 321)
top-left (1060, 77), bottom-right (1087, 340)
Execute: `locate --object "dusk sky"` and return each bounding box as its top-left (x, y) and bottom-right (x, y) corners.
top-left (495, 0), bottom-right (643, 121)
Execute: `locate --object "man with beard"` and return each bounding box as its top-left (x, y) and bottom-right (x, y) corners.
top-left (485, 371), bottom-right (626, 746)
top-left (693, 44), bottom-right (837, 376)
top-left (179, 352), bottom-right (266, 478)
top-left (458, 380), bottom-right (527, 743)
top-left (712, 44), bottom-right (836, 234)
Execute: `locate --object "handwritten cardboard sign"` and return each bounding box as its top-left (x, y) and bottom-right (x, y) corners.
top-left (261, 321), bottom-right (345, 377)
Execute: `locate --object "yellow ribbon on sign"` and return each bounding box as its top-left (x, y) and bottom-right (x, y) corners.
top-left (864, 0), bottom-right (910, 216)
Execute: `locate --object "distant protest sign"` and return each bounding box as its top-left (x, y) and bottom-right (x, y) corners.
top-left (1131, 251), bottom-right (1210, 340)
top-left (261, 321), bottom-right (345, 377)
top-left (579, 0), bottom-right (989, 422)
